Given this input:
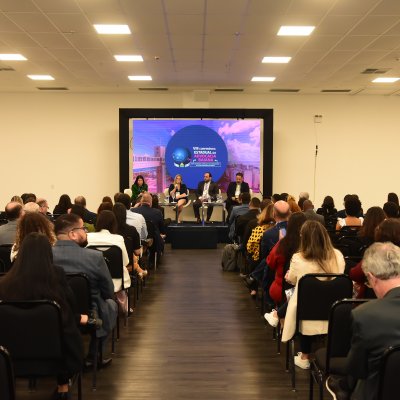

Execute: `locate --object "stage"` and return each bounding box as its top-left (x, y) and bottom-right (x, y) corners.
top-left (166, 222), bottom-right (229, 249)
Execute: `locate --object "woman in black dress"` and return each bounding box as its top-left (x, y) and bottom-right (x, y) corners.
top-left (168, 174), bottom-right (188, 223)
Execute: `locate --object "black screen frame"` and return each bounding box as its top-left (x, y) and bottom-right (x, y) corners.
top-left (119, 108), bottom-right (273, 197)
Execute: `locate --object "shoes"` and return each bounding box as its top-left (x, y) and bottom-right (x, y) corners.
top-left (239, 272), bottom-right (247, 278)
top-left (264, 310), bottom-right (279, 327)
top-left (325, 375), bottom-right (351, 400)
top-left (242, 275), bottom-right (256, 290)
top-left (138, 269), bottom-right (148, 279)
top-left (294, 352), bottom-right (310, 369)
top-left (196, 218), bottom-right (201, 224)
top-left (84, 357), bottom-right (112, 369)
top-left (250, 290), bottom-right (257, 297)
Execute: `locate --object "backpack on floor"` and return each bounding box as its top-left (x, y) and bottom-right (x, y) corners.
top-left (221, 243), bottom-right (239, 272)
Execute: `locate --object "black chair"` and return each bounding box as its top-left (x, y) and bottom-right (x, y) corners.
top-left (378, 345), bottom-right (400, 400)
top-left (0, 245), bottom-right (13, 273)
top-left (144, 220), bottom-right (162, 271)
top-left (309, 299), bottom-right (368, 400)
top-left (0, 300), bottom-right (82, 399)
top-left (286, 273), bottom-right (353, 391)
top-left (65, 273), bottom-right (98, 391)
top-left (0, 346), bottom-right (15, 400)
top-left (86, 245), bottom-right (124, 352)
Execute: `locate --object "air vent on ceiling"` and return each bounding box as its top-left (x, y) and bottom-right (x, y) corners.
top-left (0, 67), bottom-right (15, 71)
top-left (270, 88), bottom-right (300, 92)
top-left (138, 87), bottom-right (168, 91)
top-left (36, 87), bottom-right (69, 91)
top-left (361, 68), bottom-right (390, 74)
top-left (214, 88), bottom-right (244, 92)
top-left (321, 89), bottom-right (351, 93)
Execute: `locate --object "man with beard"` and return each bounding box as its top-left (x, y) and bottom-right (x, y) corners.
top-left (52, 213), bottom-right (117, 368)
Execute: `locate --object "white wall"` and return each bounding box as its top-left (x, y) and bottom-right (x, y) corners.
top-left (0, 91), bottom-right (398, 212)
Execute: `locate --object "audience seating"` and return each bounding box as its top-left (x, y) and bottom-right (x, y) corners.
top-left (309, 299), bottom-right (368, 400)
top-left (0, 245), bottom-right (12, 273)
top-left (286, 273), bottom-right (353, 391)
top-left (378, 345), bottom-right (400, 400)
top-left (0, 300), bottom-right (82, 400)
top-left (0, 346), bottom-right (15, 400)
top-left (66, 273), bottom-right (99, 391)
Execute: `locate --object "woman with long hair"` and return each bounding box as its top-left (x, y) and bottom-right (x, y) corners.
top-left (131, 175), bottom-right (148, 204)
top-left (168, 174), bottom-right (188, 223)
top-left (280, 220), bottom-right (345, 369)
top-left (316, 195), bottom-right (337, 218)
top-left (53, 194), bottom-right (72, 215)
top-left (113, 203), bottom-right (147, 279)
top-left (0, 233), bottom-right (83, 399)
top-left (356, 206), bottom-right (386, 250)
top-left (11, 212), bottom-right (56, 261)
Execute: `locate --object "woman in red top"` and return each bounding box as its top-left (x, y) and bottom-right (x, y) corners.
top-left (350, 218), bottom-right (400, 298)
top-left (267, 212), bottom-right (307, 303)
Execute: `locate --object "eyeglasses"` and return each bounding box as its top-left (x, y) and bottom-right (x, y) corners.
top-left (71, 226), bottom-right (88, 233)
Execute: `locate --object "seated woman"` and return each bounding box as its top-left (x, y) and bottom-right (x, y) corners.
top-left (336, 196), bottom-right (364, 231)
top-left (265, 212), bottom-right (307, 315)
top-left (131, 175), bottom-right (148, 205)
top-left (11, 212), bottom-right (56, 261)
top-left (113, 202), bottom-right (148, 279)
top-left (279, 220), bottom-right (345, 369)
top-left (0, 233), bottom-right (84, 399)
top-left (350, 218), bottom-right (400, 298)
top-left (316, 195), bottom-right (337, 228)
top-left (168, 174), bottom-right (188, 223)
top-left (53, 194), bottom-right (72, 215)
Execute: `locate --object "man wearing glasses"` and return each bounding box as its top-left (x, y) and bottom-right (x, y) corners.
top-left (193, 172), bottom-right (219, 223)
top-left (52, 213), bottom-right (117, 368)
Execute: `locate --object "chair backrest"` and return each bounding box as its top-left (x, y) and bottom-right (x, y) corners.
top-left (86, 245), bottom-right (124, 283)
top-left (65, 273), bottom-right (92, 315)
top-left (378, 345), bottom-right (400, 400)
top-left (0, 346), bottom-right (15, 400)
top-left (0, 245), bottom-right (13, 273)
top-left (296, 274), bottom-right (353, 328)
top-left (325, 299), bottom-right (368, 373)
top-left (0, 300), bottom-right (64, 377)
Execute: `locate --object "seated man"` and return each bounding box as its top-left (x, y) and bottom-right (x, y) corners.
top-left (226, 172), bottom-right (250, 219)
top-left (74, 195), bottom-right (97, 224)
top-left (193, 172), bottom-right (219, 223)
top-left (302, 199), bottom-right (325, 225)
top-left (52, 213), bottom-right (118, 367)
top-left (0, 202), bottom-right (24, 245)
top-left (235, 197), bottom-right (261, 243)
top-left (326, 242), bottom-right (400, 400)
top-left (228, 192), bottom-right (251, 241)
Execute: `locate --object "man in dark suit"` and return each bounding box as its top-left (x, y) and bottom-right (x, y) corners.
top-left (302, 200), bottom-right (325, 225)
top-left (226, 172), bottom-right (250, 220)
top-left (235, 197), bottom-right (261, 243)
top-left (326, 242), bottom-right (400, 400)
top-left (193, 171), bottom-right (219, 223)
top-left (52, 213), bottom-right (117, 367)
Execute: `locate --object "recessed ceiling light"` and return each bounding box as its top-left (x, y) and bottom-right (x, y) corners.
top-left (277, 26), bottom-right (315, 36)
top-left (262, 57), bottom-right (291, 63)
top-left (0, 54), bottom-right (27, 61)
top-left (251, 77), bottom-right (276, 82)
top-left (27, 75), bottom-right (55, 81)
top-left (94, 24), bottom-right (131, 34)
top-left (128, 75), bottom-right (152, 81)
top-left (372, 77), bottom-right (400, 83)
top-left (114, 55), bottom-right (143, 62)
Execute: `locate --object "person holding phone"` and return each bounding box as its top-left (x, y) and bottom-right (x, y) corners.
top-left (168, 174), bottom-right (188, 223)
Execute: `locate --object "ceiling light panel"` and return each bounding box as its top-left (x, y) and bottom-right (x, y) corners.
top-left (277, 26), bottom-right (315, 36)
top-left (251, 77), bottom-right (276, 82)
top-left (94, 24), bottom-right (131, 34)
top-left (262, 57), bottom-right (291, 63)
top-left (0, 54), bottom-right (27, 61)
top-left (114, 55), bottom-right (143, 62)
top-left (372, 77), bottom-right (400, 83)
top-left (128, 76), bottom-right (152, 81)
top-left (27, 75), bottom-right (55, 80)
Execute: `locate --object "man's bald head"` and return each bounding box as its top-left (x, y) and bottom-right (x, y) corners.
top-left (5, 202), bottom-right (23, 220)
top-left (302, 200), bottom-right (314, 211)
top-left (273, 200), bottom-right (290, 221)
top-left (141, 193), bottom-right (152, 207)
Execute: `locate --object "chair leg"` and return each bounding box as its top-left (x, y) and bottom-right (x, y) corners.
top-left (276, 322), bottom-right (281, 354)
top-left (285, 341), bottom-right (290, 372)
top-left (318, 373), bottom-right (324, 400)
top-left (77, 372), bottom-right (82, 400)
top-left (309, 368), bottom-right (314, 400)
top-left (291, 339), bottom-right (296, 391)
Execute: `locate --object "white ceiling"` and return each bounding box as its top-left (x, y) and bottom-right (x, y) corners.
top-left (1, 0), bottom-right (400, 95)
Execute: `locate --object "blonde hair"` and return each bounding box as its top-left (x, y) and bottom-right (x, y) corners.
top-left (300, 220), bottom-right (338, 273)
top-left (257, 203), bottom-right (274, 225)
top-left (174, 174), bottom-right (183, 184)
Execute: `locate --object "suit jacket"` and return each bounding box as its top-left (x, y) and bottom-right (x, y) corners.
top-left (228, 204), bottom-right (250, 240)
top-left (52, 240), bottom-right (117, 338)
top-left (132, 205), bottom-right (166, 235)
top-left (303, 209), bottom-right (325, 225)
top-left (347, 287), bottom-right (400, 400)
top-left (227, 181), bottom-right (250, 199)
top-left (196, 180), bottom-right (219, 201)
top-left (0, 219), bottom-right (18, 245)
top-left (236, 209), bottom-right (259, 240)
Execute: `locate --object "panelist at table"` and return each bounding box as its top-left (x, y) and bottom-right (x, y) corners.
top-left (226, 172), bottom-right (250, 219)
top-left (193, 172), bottom-right (219, 223)
top-left (168, 174), bottom-right (188, 223)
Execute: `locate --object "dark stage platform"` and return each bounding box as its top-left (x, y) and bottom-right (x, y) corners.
top-left (166, 222), bottom-right (229, 249)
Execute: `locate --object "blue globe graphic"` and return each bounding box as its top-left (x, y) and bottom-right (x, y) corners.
top-left (172, 147), bottom-right (191, 166)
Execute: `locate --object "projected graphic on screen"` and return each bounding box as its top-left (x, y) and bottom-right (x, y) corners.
top-left (132, 119), bottom-right (261, 193)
